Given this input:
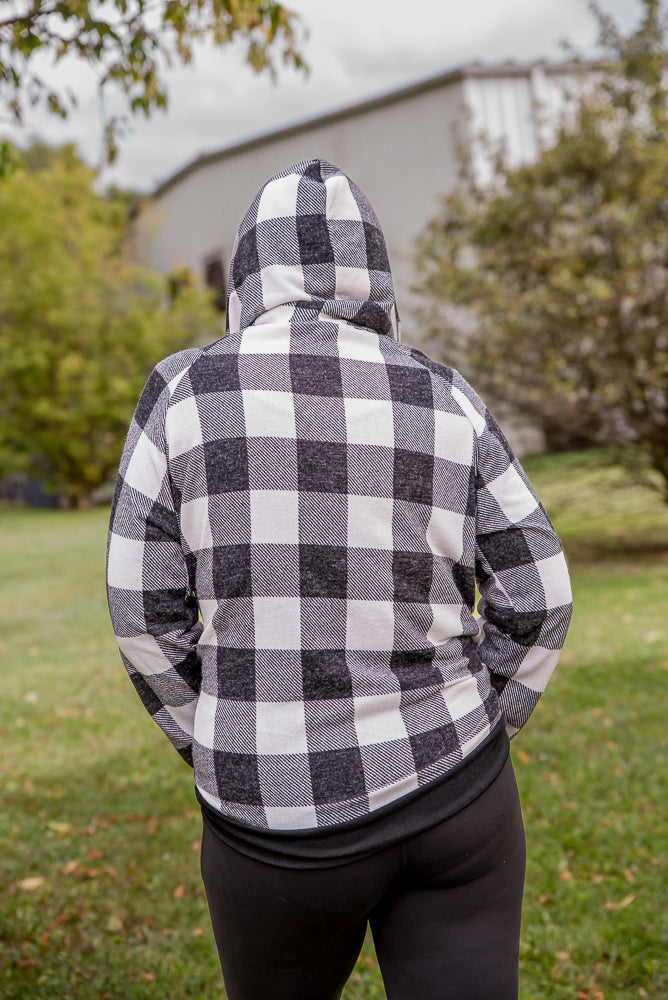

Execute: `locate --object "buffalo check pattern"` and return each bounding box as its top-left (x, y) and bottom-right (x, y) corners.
top-left (107, 160), bottom-right (572, 831)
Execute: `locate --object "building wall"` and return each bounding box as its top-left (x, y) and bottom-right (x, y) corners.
top-left (134, 73), bottom-right (470, 332)
top-left (464, 65), bottom-right (579, 183)
top-left (134, 62), bottom-right (577, 430)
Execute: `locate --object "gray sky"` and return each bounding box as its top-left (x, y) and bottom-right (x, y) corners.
top-left (1, 0), bottom-right (642, 192)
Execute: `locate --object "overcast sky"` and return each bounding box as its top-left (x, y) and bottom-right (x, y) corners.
top-left (0, 0), bottom-right (642, 192)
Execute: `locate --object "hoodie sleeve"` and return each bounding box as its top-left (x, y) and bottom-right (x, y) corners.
top-left (451, 374), bottom-right (573, 738)
top-left (106, 360), bottom-right (203, 765)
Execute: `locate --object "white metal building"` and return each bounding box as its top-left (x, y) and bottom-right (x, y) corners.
top-left (135, 59), bottom-right (582, 353)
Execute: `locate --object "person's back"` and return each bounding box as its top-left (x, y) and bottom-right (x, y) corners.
top-left (107, 159), bottom-right (572, 999)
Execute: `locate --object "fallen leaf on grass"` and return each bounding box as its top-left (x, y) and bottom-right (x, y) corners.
top-left (604, 893), bottom-right (635, 911)
top-left (140, 972), bottom-right (155, 982)
top-left (60, 860), bottom-right (80, 875)
top-left (17, 877), bottom-right (45, 891)
top-left (47, 821), bottom-right (71, 837)
top-left (84, 868), bottom-right (100, 879)
top-left (644, 631), bottom-right (662, 643)
top-left (559, 870), bottom-right (573, 882)
top-left (192, 927), bottom-right (203, 937)
top-left (24, 691), bottom-right (39, 704)
top-left (172, 884), bottom-right (186, 900)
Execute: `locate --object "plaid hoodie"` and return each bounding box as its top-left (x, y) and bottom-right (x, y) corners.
top-left (107, 159), bottom-right (572, 831)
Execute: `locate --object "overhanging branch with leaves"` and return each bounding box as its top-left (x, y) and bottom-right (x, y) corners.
top-left (0, 0), bottom-right (307, 162)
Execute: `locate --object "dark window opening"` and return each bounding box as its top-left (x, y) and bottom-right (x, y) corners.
top-left (203, 254), bottom-right (227, 312)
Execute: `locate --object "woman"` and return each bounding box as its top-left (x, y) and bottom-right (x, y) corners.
top-left (107, 158), bottom-right (572, 999)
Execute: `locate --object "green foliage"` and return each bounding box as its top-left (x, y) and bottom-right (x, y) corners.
top-left (0, 136), bottom-right (24, 177)
top-left (0, 0), bottom-right (307, 164)
top-left (0, 452), bottom-right (666, 998)
top-left (414, 0), bottom-right (668, 499)
top-left (0, 144), bottom-right (221, 506)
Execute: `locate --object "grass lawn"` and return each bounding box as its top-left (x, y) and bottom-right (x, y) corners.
top-left (1, 449), bottom-right (666, 999)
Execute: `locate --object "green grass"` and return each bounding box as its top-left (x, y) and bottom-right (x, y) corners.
top-left (1, 450), bottom-right (667, 999)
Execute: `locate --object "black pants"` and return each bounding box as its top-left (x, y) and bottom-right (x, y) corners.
top-left (200, 757), bottom-right (526, 1000)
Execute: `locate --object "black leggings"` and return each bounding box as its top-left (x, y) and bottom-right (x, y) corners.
top-left (200, 757), bottom-right (526, 1000)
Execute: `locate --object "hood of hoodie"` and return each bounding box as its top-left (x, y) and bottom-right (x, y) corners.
top-left (226, 159), bottom-right (398, 340)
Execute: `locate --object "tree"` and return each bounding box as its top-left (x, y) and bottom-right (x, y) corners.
top-left (414, 0), bottom-right (668, 500)
top-left (0, 144), bottom-right (221, 506)
top-left (0, 0), bottom-right (306, 163)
